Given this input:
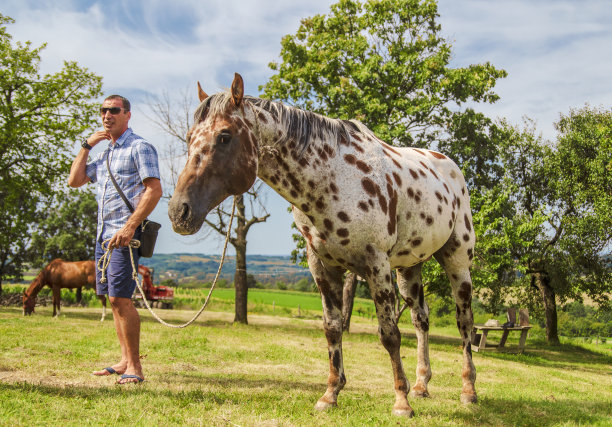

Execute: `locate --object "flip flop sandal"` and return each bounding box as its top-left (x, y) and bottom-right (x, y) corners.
top-left (93, 367), bottom-right (119, 376)
top-left (117, 374), bottom-right (145, 384)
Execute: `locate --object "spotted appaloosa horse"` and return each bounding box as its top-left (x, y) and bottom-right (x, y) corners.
top-left (168, 73), bottom-right (477, 417)
top-left (23, 259), bottom-right (107, 321)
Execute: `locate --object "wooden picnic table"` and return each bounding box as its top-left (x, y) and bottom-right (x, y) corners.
top-left (471, 308), bottom-right (531, 353)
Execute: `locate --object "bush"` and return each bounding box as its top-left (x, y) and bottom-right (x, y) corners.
top-left (558, 302), bottom-right (612, 338)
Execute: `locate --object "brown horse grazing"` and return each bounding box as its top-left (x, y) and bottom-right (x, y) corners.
top-left (168, 74), bottom-right (478, 417)
top-left (23, 259), bottom-right (107, 321)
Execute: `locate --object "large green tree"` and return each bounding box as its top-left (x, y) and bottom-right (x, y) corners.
top-left (261, 0), bottom-right (506, 148)
top-left (0, 14), bottom-right (102, 291)
top-left (28, 189), bottom-right (98, 268)
top-left (472, 110), bottom-right (612, 344)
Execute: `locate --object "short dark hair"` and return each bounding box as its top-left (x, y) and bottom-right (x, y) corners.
top-left (104, 95), bottom-right (130, 111)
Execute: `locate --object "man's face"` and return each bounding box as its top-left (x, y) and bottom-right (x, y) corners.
top-left (101, 98), bottom-right (130, 136)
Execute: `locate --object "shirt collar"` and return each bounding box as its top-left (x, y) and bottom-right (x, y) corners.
top-left (112, 128), bottom-right (133, 148)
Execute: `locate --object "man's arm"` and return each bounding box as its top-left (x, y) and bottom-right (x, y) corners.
top-left (68, 131), bottom-right (110, 187)
top-left (108, 177), bottom-right (163, 248)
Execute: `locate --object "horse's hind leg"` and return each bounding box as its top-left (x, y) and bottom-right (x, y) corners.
top-left (99, 295), bottom-right (107, 321)
top-left (397, 263), bottom-right (431, 398)
top-left (366, 253), bottom-right (413, 416)
top-left (52, 287), bottom-right (61, 317)
top-left (434, 233), bottom-right (477, 404)
top-left (307, 247), bottom-right (347, 411)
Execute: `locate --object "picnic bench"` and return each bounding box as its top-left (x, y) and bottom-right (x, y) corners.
top-left (471, 308), bottom-right (531, 353)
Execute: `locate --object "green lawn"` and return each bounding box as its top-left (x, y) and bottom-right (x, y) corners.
top-left (1, 302), bottom-right (610, 426)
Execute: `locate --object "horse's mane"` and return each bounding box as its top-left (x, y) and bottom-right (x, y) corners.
top-left (194, 91), bottom-right (372, 155)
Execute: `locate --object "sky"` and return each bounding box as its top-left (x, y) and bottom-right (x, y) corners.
top-left (2, 0), bottom-right (611, 255)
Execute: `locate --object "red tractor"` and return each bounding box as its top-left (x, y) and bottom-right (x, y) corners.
top-left (133, 265), bottom-right (174, 309)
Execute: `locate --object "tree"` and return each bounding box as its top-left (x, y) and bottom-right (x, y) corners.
top-left (28, 189), bottom-right (98, 268)
top-left (261, 0), bottom-right (506, 148)
top-left (0, 14), bottom-right (102, 292)
top-left (147, 90), bottom-right (269, 324)
top-left (472, 111), bottom-right (612, 344)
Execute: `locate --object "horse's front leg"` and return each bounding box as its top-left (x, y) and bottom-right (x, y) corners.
top-left (52, 287), bottom-right (61, 317)
top-left (307, 247), bottom-right (346, 411)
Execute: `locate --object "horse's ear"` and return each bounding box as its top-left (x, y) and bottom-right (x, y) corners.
top-left (197, 81), bottom-right (208, 102)
top-left (230, 73), bottom-right (244, 107)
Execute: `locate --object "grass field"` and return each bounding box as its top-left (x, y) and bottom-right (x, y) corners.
top-left (1, 299), bottom-right (611, 426)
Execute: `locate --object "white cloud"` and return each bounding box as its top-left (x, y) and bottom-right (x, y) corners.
top-left (438, 0), bottom-right (612, 136)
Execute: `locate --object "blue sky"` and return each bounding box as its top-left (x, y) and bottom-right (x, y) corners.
top-left (2, 0), bottom-right (611, 255)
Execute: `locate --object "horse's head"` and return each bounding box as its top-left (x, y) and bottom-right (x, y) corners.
top-left (23, 290), bottom-right (35, 315)
top-left (168, 73), bottom-right (259, 234)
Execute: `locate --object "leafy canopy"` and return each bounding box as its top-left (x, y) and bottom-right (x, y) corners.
top-left (261, 0), bottom-right (506, 148)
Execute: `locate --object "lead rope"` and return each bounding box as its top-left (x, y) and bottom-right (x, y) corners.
top-left (97, 197), bottom-right (236, 328)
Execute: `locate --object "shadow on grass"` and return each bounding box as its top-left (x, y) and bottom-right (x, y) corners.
top-left (2, 380), bottom-right (610, 425)
top-left (459, 395), bottom-right (611, 426)
top-left (0, 373), bottom-right (322, 405)
top-left (471, 338), bottom-right (612, 373)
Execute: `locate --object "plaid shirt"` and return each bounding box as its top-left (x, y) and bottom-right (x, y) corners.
top-left (86, 128), bottom-right (160, 241)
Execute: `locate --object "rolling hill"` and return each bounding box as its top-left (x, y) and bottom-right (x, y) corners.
top-left (141, 253), bottom-right (310, 285)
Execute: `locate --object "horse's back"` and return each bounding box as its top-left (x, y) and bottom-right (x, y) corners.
top-left (48, 259), bottom-right (96, 289)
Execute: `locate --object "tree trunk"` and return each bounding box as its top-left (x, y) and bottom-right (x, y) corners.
top-left (535, 272), bottom-right (560, 345)
top-left (342, 272), bottom-right (358, 332)
top-left (233, 195), bottom-right (248, 324)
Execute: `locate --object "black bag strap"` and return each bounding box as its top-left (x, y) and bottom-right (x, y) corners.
top-left (106, 150), bottom-right (135, 213)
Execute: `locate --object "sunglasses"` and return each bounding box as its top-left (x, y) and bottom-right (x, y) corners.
top-left (100, 107), bottom-right (128, 115)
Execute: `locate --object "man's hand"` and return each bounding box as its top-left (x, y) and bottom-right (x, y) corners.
top-left (87, 130), bottom-right (111, 148)
top-left (108, 223), bottom-right (138, 249)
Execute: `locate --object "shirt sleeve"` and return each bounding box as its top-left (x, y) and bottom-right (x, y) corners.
top-left (133, 140), bottom-right (161, 182)
top-left (85, 157), bottom-right (99, 183)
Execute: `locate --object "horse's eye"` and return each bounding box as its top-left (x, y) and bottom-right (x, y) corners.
top-left (217, 130), bottom-right (232, 145)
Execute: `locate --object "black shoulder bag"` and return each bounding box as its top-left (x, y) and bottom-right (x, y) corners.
top-left (105, 153), bottom-right (161, 257)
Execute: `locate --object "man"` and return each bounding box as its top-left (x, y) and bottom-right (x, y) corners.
top-left (68, 95), bottom-right (162, 384)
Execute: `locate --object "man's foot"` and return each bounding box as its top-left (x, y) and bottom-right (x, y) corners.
top-left (92, 365), bottom-right (126, 376)
top-left (117, 374), bottom-right (145, 384)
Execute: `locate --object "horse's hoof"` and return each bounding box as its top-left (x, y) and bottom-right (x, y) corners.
top-left (460, 393), bottom-right (478, 404)
top-left (314, 399), bottom-right (337, 411)
top-left (392, 407), bottom-right (415, 417)
top-left (410, 388), bottom-right (430, 398)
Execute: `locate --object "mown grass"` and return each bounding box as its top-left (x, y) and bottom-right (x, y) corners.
top-left (1, 301), bottom-right (611, 426)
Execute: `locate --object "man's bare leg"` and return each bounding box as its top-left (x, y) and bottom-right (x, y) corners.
top-left (92, 300), bottom-right (129, 376)
top-left (109, 296), bottom-right (143, 383)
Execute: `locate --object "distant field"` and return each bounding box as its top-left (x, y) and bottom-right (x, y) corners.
top-left (4, 283), bottom-right (376, 320)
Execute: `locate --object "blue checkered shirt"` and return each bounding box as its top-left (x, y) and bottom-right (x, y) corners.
top-left (86, 128), bottom-right (160, 241)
